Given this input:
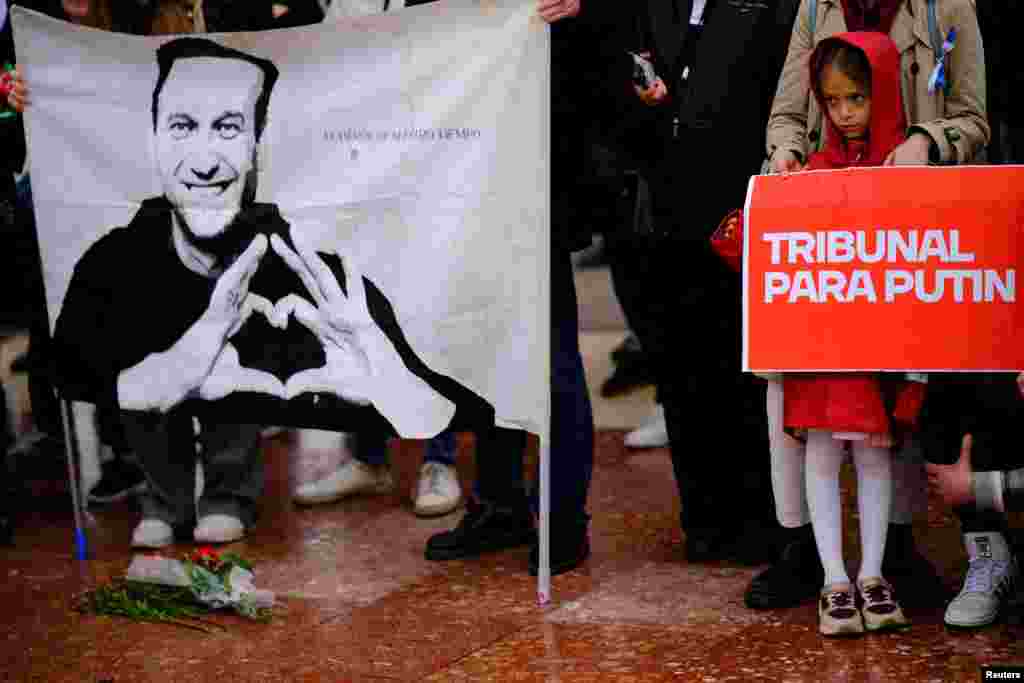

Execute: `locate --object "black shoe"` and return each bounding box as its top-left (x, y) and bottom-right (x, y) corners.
top-left (744, 524), bottom-right (824, 609)
top-left (882, 523), bottom-right (947, 608)
top-left (88, 459), bottom-right (147, 505)
top-left (425, 498), bottom-right (534, 561)
top-left (600, 357), bottom-right (654, 398)
top-left (529, 518), bottom-right (591, 576)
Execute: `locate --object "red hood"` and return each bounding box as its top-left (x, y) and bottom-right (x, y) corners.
top-left (807, 31), bottom-right (906, 170)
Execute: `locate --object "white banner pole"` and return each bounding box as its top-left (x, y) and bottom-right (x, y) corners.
top-left (536, 15), bottom-right (552, 605)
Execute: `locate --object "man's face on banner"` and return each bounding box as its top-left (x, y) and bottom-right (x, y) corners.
top-left (154, 57), bottom-right (263, 238)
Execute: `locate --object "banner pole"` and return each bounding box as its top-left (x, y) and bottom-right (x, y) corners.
top-left (60, 397), bottom-right (89, 560)
top-left (537, 14), bottom-right (552, 606)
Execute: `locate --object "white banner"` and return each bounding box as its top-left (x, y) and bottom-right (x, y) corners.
top-left (12, 0), bottom-right (549, 439)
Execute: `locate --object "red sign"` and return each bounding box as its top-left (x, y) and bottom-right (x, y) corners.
top-left (743, 166), bottom-right (1023, 372)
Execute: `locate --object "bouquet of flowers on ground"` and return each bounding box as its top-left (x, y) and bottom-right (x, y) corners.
top-left (76, 548), bottom-right (275, 632)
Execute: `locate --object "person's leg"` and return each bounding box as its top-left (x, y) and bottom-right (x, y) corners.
top-left (292, 430), bottom-right (393, 505)
top-left (744, 381), bottom-right (824, 608)
top-left (921, 373), bottom-right (1019, 627)
top-left (850, 440), bottom-right (909, 631)
top-left (0, 386), bottom-right (13, 545)
top-left (661, 256), bottom-right (776, 563)
top-left (882, 436), bottom-right (945, 607)
top-left (424, 430), bottom-right (457, 466)
top-left (414, 429), bottom-right (462, 517)
top-left (122, 408), bottom-right (198, 546)
top-left (194, 419), bottom-right (263, 533)
top-left (424, 424), bottom-right (533, 560)
top-left (851, 442), bottom-right (891, 583)
top-left (805, 431), bottom-right (865, 636)
top-left (804, 431), bottom-right (849, 587)
top-left (527, 246), bottom-right (594, 574)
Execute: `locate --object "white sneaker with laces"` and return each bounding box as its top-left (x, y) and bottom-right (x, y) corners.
top-left (624, 404), bottom-right (668, 449)
top-left (413, 462), bottom-right (463, 517)
top-left (131, 518), bottom-right (174, 549)
top-left (194, 514), bottom-right (245, 544)
top-left (292, 459), bottom-right (394, 505)
top-left (945, 532), bottom-right (1019, 628)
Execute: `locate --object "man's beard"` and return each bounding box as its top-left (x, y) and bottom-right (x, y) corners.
top-left (174, 206), bottom-right (258, 269)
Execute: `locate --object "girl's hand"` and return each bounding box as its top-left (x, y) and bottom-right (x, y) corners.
top-left (634, 77), bottom-right (667, 106)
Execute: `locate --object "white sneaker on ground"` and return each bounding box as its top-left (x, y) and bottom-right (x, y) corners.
top-left (945, 531), bottom-right (1019, 628)
top-left (413, 462), bottom-right (463, 517)
top-left (624, 404), bottom-right (668, 449)
top-left (131, 518), bottom-right (174, 549)
top-left (194, 514), bottom-right (245, 544)
top-left (292, 459), bottom-right (394, 505)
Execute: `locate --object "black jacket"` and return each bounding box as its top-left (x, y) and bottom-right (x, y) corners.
top-left (597, 0), bottom-right (800, 239)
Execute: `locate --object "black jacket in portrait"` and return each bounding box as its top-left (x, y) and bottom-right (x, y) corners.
top-left (51, 196), bottom-right (494, 435)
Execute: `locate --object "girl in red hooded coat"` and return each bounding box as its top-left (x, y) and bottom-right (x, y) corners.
top-left (784, 31), bottom-right (914, 637)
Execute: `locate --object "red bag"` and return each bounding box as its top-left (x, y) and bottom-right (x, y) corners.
top-left (710, 209), bottom-right (743, 272)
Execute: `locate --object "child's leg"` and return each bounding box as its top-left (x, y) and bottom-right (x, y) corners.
top-left (805, 430), bottom-right (848, 585)
top-left (767, 380), bottom-right (808, 527)
top-left (851, 441), bottom-right (891, 581)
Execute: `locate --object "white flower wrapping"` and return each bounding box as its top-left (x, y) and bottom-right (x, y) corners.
top-left (125, 555), bottom-right (275, 611)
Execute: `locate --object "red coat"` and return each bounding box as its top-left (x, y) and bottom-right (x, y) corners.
top-left (784, 374), bottom-right (891, 434)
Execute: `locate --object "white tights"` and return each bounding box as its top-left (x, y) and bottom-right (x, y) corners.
top-left (767, 380), bottom-right (923, 529)
top-left (805, 430), bottom-right (891, 585)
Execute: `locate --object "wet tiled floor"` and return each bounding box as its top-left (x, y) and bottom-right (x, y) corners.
top-left (2, 428), bottom-right (1021, 682)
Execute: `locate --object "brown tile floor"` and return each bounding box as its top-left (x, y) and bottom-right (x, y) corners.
top-left (2, 265), bottom-right (1022, 681)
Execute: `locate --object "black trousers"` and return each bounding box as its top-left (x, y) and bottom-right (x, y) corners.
top-left (121, 408), bottom-right (263, 530)
top-left (920, 373), bottom-right (1023, 533)
top-left (618, 137), bottom-right (774, 536)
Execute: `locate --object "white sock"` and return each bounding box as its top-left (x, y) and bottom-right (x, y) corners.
top-left (805, 430), bottom-right (849, 586)
top-left (852, 441), bottom-right (891, 582)
top-left (767, 381), bottom-right (809, 528)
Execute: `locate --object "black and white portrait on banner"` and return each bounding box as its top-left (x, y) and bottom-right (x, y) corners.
top-left (12, 0), bottom-right (549, 439)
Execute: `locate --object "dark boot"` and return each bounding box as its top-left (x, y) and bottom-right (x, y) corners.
top-left (425, 498), bottom-right (534, 561)
top-left (882, 523), bottom-right (947, 608)
top-left (744, 524), bottom-right (824, 609)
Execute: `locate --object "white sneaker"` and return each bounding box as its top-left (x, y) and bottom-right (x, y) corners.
top-left (194, 514), bottom-right (245, 544)
top-left (413, 462), bottom-right (463, 517)
top-left (945, 532), bottom-right (1020, 628)
top-left (131, 518), bottom-right (174, 549)
top-left (292, 459), bottom-right (394, 505)
top-left (624, 404), bottom-right (668, 449)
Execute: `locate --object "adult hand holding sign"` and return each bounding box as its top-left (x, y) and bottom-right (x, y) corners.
top-left (270, 232), bottom-right (455, 437)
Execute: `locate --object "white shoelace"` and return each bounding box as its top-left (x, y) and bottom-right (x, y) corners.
top-left (963, 558), bottom-right (1012, 594)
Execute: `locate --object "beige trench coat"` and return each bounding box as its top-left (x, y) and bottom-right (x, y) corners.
top-left (766, 0), bottom-right (989, 165)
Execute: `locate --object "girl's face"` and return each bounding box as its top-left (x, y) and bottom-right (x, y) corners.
top-left (820, 63), bottom-right (871, 140)
top-left (61, 0), bottom-right (90, 19)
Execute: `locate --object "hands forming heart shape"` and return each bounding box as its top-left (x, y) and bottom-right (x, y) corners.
top-left (195, 232), bottom-right (377, 406)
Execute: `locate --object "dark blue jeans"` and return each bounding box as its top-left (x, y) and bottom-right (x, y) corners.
top-left (356, 429), bottom-right (456, 467)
